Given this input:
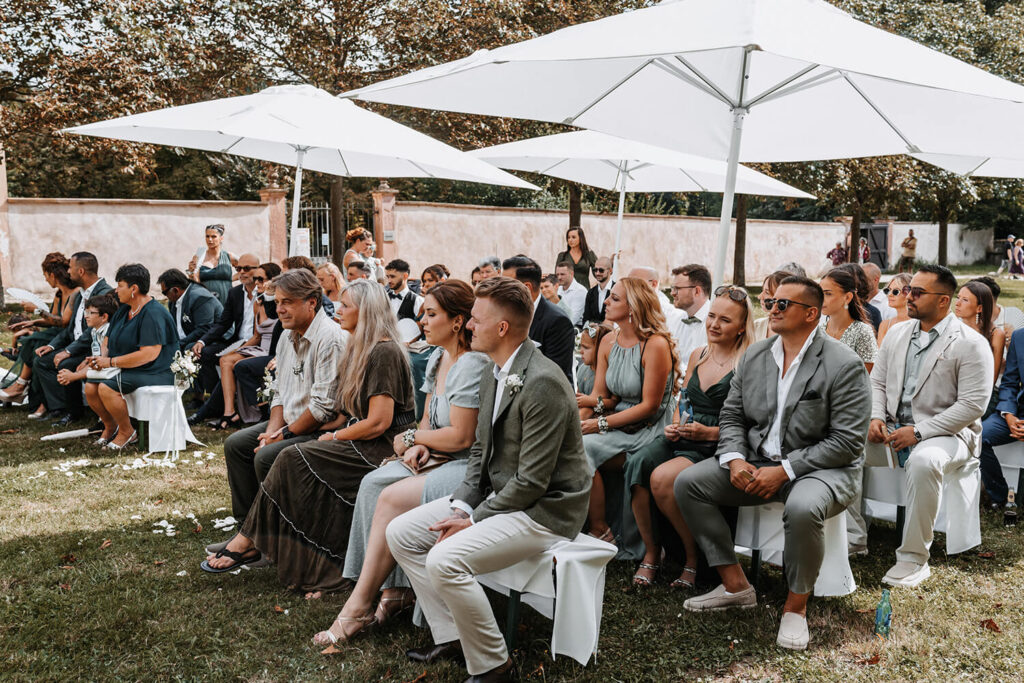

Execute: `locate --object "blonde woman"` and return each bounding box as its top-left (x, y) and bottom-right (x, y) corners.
top-left (876, 273), bottom-right (911, 346)
top-left (580, 278), bottom-right (678, 574)
top-left (636, 286), bottom-right (755, 590)
top-left (317, 263), bottom-right (345, 309)
top-left (204, 279), bottom-right (416, 594)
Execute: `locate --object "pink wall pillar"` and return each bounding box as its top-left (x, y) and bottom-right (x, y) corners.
top-left (372, 181), bottom-right (399, 263)
top-left (260, 185), bottom-right (289, 263)
top-left (0, 143), bottom-right (11, 293)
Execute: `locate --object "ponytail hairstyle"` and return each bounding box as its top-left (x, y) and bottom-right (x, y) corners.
top-left (824, 266), bottom-right (867, 323)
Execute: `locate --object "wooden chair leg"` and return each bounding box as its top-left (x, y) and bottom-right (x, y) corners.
top-left (505, 590), bottom-right (522, 651)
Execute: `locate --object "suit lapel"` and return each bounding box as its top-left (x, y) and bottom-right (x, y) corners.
top-left (477, 365), bottom-right (498, 460)
top-left (780, 332), bottom-right (824, 433)
top-left (764, 345), bottom-right (779, 421)
top-left (912, 320), bottom-right (958, 399)
top-left (491, 342), bottom-right (535, 430)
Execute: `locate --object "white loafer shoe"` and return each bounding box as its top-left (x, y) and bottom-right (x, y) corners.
top-left (882, 561), bottom-right (931, 588)
top-left (776, 612), bottom-right (809, 650)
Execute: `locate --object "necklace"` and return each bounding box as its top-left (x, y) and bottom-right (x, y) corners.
top-left (128, 298), bottom-right (146, 319)
top-left (706, 350), bottom-right (732, 367)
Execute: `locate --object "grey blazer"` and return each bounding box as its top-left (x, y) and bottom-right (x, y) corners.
top-left (716, 328), bottom-right (871, 507)
top-left (870, 315), bottom-right (993, 454)
top-left (451, 341), bottom-right (591, 539)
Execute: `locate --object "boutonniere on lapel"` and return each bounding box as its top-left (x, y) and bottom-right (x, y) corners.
top-left (506, 374), bottom-right (524, 396)
top-left (183, 315), bottom-right (192, 323)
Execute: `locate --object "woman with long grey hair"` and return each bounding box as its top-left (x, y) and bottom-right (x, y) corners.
top-left (204, 279), bottom-right (417, 595)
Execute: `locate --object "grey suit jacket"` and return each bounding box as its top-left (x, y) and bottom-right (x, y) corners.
top-left (870, 315), bottom-right (993, 454)
top-left (53, 278), bottom-right (114, 357)
top-left (451, 341), bottom-right (591, 539)
top-left (716, 328), bottom-right (871, 507)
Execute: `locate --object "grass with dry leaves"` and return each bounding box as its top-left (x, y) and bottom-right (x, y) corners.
top-left (3, 278), bottom-right (1024, 681)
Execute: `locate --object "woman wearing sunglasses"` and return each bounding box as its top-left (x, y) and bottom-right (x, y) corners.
top-left (820, 268), bottom-right (877, 372)
top-left (633, 285), bottom-right (755, 590)
top-left (877, 273), bottom-right (912, 346)
top-left (754, 271), bottom-right (793, 341)
top-left (187, 223), bottom-right (236, 304)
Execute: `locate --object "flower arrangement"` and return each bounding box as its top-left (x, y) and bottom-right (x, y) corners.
top-left (170, 351), bottom-right (198, 389)
top-left (257, 364), bottom-right (276, 405)
top-left (506, 374), bottom-right (524, 396)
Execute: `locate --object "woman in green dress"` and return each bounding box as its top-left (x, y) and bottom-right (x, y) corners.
top-left (554, 226), bottom-right (598, 289)
top-left (84, 264), bottom-right (179, 450)
top-left (188, 224), bottom-right (236, 303)
top-left (630, 286), bottom-right (755, 589)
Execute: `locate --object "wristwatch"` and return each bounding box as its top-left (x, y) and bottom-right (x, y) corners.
top-left (281, 425), bottom-right (295, 441)
top-left (912, 427), bottom-right (922, 442)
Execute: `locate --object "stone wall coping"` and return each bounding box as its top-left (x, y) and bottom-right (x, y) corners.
top-left (8, 197), bottom-right (265, 207)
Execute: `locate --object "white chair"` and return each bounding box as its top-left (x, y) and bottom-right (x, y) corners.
top-left (124, 385), bottom-right (203, 455)
top-left (477, 533), bottom-right (616, 666)
top-left (733, 502), bottom-right (856, 597)
top-left (992, 441), bottom-right (1024, 497)
top-left (861, 442), bottom-right (982, 555)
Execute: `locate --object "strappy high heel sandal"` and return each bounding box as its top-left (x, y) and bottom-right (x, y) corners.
top-left (588, 528), bottom-right (616, 546)
top-left (312, 612), bottom-right (377, 649)
top-left (105, 430), bottom-right (138, 451)
top-left (374, 590), bottom-right (416, 625)
top-left (95, 427), bottom-right (118, 447)
top-left (0, 377), bottom-right (28, 402)
top-left (670, 566), bottom-right (698, 590)
top-left (214, 413), bottom-right (240, 430)
top-left (632, 562), bottom-right (660, 588)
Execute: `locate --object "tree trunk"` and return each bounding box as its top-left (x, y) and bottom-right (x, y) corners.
top-left (848, 206), bottom-right (862, 264)
top-left (329, 177), bottom-right (346, 269)
top-left (938, 217), bottom-right (949, 267)
top-left (568, 182), bottom-right (582, 229)
top-left (732, 194), bottom-right (747, 286)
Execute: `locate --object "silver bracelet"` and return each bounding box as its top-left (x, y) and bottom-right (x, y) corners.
top-left (597, 415), bottom-right (609, 435)
top-left (402, 428), bottom-right (417, 448)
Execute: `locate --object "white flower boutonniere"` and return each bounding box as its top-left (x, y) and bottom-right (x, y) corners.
top-left (506, 374), bottom-right (524, 396)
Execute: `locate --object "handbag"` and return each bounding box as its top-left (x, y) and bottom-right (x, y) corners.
top-left (86, 368), bottom-right (121, 380)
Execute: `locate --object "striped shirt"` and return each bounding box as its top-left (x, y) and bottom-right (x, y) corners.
top-left (271, 310), bottom-right (347, 424)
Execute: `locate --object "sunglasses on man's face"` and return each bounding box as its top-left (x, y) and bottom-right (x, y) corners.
top-left (714, 285), bottom-right (748, 302)
top-left (901, 286), bottom-right (944, 300)
top-left (592, 267), bottom-right (607, 274)
top-left (236, 265), bottom-right (257, 273)
top-left (763, 298), bottom-right (813, 313)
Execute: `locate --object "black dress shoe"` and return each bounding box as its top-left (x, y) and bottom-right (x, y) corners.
top-left (53, 414), bottom-right (77, 428)
top-left (187, 412), bottom-right (205, 426)
top-left (44, 409), bottom-right (66, 421)
top-left (406, 640), bottom-right (464, 664)
top-left (464, 660), bottom-right (513, 683)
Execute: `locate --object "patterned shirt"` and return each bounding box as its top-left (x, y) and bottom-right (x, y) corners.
top-left (271, 309), bottom-right (347, 424)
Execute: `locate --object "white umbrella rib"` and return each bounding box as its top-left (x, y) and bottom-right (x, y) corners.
top-left (539, 158), bottom-right (571, 176)
top-left (220, 136), bottom-right (246, 154)
top-left (747, 67), bottom-right (842, 107)
top-left (336, 149), bottom-right (351, 175)
top-left (841, 72), bottom-right (921, 153)
top-left (673, 54), bottom-right (741, 106)
top-left (562, 59), bottom-right (656, 125)
top-left (652, 58), bottom-right (734, 106)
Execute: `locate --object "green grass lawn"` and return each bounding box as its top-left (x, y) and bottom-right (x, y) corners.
top-left (3, 288), bottom-right (1024, 681)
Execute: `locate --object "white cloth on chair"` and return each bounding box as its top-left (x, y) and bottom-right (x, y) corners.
top-left (993, 442), bottom-right (1024, 493)
top-left (477, 533), bottom-right (616, 665)
top-left (733, 502), bottom-right (856, 597)
top-left (124, 386), bottom-right (203, 454)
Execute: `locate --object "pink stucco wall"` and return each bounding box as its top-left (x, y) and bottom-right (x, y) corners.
top-left (6, 198), bottom-right (272, 294)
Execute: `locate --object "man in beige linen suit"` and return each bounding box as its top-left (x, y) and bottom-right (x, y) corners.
top-left (869, 264), bottom-right (992, 588)
top-left (387, 277), bottom-right (591, 683)
top-left (675, 276), bottom-right (871, 651)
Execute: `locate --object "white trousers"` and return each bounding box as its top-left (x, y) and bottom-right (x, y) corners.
top-left (898, 435), bottom-right (971, 565)
top-left (386, 496), bottom-right (563, 675)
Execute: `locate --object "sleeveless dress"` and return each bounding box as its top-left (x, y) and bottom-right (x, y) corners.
top-left (343, 349), bottom-right (489, 589)
top-left (199, 250), bottom-right (233, 304)
top-left (237, 315), bottom-right (277, 358)
top-left (576, 363), bottom-right (596, 396)
top-left (627, 366), bottom-right (734, 491)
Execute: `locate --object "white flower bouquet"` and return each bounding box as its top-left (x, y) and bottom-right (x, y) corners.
top-left (257, 364), bottom-right (276, 405)
top-left (170, 350), bottom-right (199, 389)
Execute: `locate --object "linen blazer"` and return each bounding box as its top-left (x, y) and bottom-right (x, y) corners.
top-left (996, 327), bottom-right (1024, 416)
top-left (870, 316), bottom-right (993, 454)
top-left (529, 296), bottom-right (575, 384)
top-left (170, 285), bottom-right (224, 350)
top-left (451, 341), bottom-right (591, 539)
top-left (53, 278), bottom-right (114, 357)
top-left (716, 328), bottom-right (871, 507)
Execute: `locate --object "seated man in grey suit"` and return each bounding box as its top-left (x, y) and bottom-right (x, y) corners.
top-left (157, 268), bottom-right (223, 353)
top-left (675, 276), bottom-right (870, 651)
top-left (387, 277), bottom-right (591, 683)
top-left (869, 264), bottom-right (992, 588)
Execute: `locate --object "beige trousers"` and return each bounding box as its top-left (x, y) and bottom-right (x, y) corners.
top-left (386, 496), bottom-right (563, 675)
top-left (898, 435), bottom-right (971, 564)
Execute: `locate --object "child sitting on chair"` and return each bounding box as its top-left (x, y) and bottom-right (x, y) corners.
top-left (57, 293), bottom-right (117, 387)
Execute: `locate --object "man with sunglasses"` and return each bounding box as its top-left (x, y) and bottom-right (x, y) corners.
top-left (157, 268), bottom-right (223, 354)
top-left (675, 275), bottom-right (870, 650)
top-left (582, 256), bottom-right (614, 325)
top-left (189, 253), bottom-right (261, 402)
top-left (869, 264), bottom-right (992, 588)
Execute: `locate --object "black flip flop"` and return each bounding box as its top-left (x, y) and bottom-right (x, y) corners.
top-left (200, 546), bottom-right (262, 573)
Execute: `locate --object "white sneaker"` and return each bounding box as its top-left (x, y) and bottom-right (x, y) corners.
top-left (776, 612), bottom-right (809, 650)
top-left (882, 561), bottom-right (931, 588)
top-left (683, 583), bottom-right (757, 612)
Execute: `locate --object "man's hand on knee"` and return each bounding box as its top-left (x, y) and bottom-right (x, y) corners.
top-left (1005, 414), bottom-right (1024, 441)
top-left (429, 512), bottom-right (471, 544)
top-left (728, 459), bottom-right (757, 491)
top-left (885, 426), bottom-right (919, 452)
top-left (745, 465), bottom-right (789, 499)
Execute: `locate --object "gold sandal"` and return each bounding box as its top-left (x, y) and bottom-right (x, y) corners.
top-left (374, 590), bottom-right (416, 625)
top-left (312, 612), bottom-right (376, 648)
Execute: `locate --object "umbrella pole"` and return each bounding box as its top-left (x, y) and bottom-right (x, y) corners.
top-left (613, 167), bottom-right (627, 282)
top-left (289, 147), bottom-right (308, 257)
top-left (713, 108), bottom-right (747, 288)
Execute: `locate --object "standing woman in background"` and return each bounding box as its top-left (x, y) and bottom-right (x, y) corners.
top-left (555, 226), bottom-right (598, 289)
top-left (1013, 238), bottom-right (1024, 280)
top-left (343, 229), bottom-right (372, 280)
top-left (188, 224), bottom-right (236, 304)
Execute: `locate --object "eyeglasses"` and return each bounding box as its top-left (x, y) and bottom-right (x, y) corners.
top-left (236, 265), bottom-right (257, 273)
top-left (900, 286), bottom-right (945, 300)
top-left (714, 285), bottom-right (749, 302)
top-left (252, 276), bottom-right (265, 283)
top-left (763, 298), bottom-right (814, 313)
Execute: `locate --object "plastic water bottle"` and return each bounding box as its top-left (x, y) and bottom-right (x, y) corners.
top-left (874, 589), bottom-right (892, 640)
top-left (1004, 490), bottom-right (1018, 526)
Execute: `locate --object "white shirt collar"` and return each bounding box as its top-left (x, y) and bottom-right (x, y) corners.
top-left (691, 298), bottom-right (711, 321)
top-left (493, 342), bottom-right (525, 381)
top-left (770, 326), bottom-right (818, 377)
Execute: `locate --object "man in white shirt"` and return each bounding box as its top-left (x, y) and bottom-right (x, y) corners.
top-left (384, 258), bottom-right (424, 324)
top-left (668, 264), bottom-right (712, 372)
top-left (555, 260), bottom-right (587, 326)
top-left (583, 256), bottom-right (614, 324)
top-left (863, 263), bottom-right (896, 321)
top-left (675, 275), bottom-right (870, 651)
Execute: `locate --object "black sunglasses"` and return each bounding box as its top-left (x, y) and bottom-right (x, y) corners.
top-left (764, 298), bottom-right (813, 312)
top-left (592, 267), bottom-right (607, 273)
top-left (252, 276), bottom-right (266, 283)
top-left (714, 285), bottom-right (748, 302)
top-left (882, 287), bottom-right (904, 296)
top-left (901, 286), bottom-right (945, 300)
top-left (235, 265), bottom-right (257, 273)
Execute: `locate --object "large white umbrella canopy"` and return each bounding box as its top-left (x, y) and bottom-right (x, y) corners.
top-left (346, 0), bottom-right (1024, 283)
top-left (913, 153), bottom-right (1024, 179)
top-left (65, 84), bottom-right (537, 255)
top-left (469, 129), bottom-right (813, 276)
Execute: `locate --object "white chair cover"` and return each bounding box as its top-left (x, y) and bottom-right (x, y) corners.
top-left (993, 442), bottom-right (1024, 493)
top-left (733, 502), bottom-right (856, 597)
top-left (477, 533), bottom-right (616, 666)
top-left (124, 386), bottom-right (203, 455)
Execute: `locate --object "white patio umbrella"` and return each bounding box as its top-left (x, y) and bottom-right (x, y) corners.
top-left (469, 129), bottom-right (813, 276)
top-left (65, 84), bottom-right (537, 256)
top-left (913, 153), bottom-right (1024, 179)
top-left (345, 0), bottom-right (1024, 284)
